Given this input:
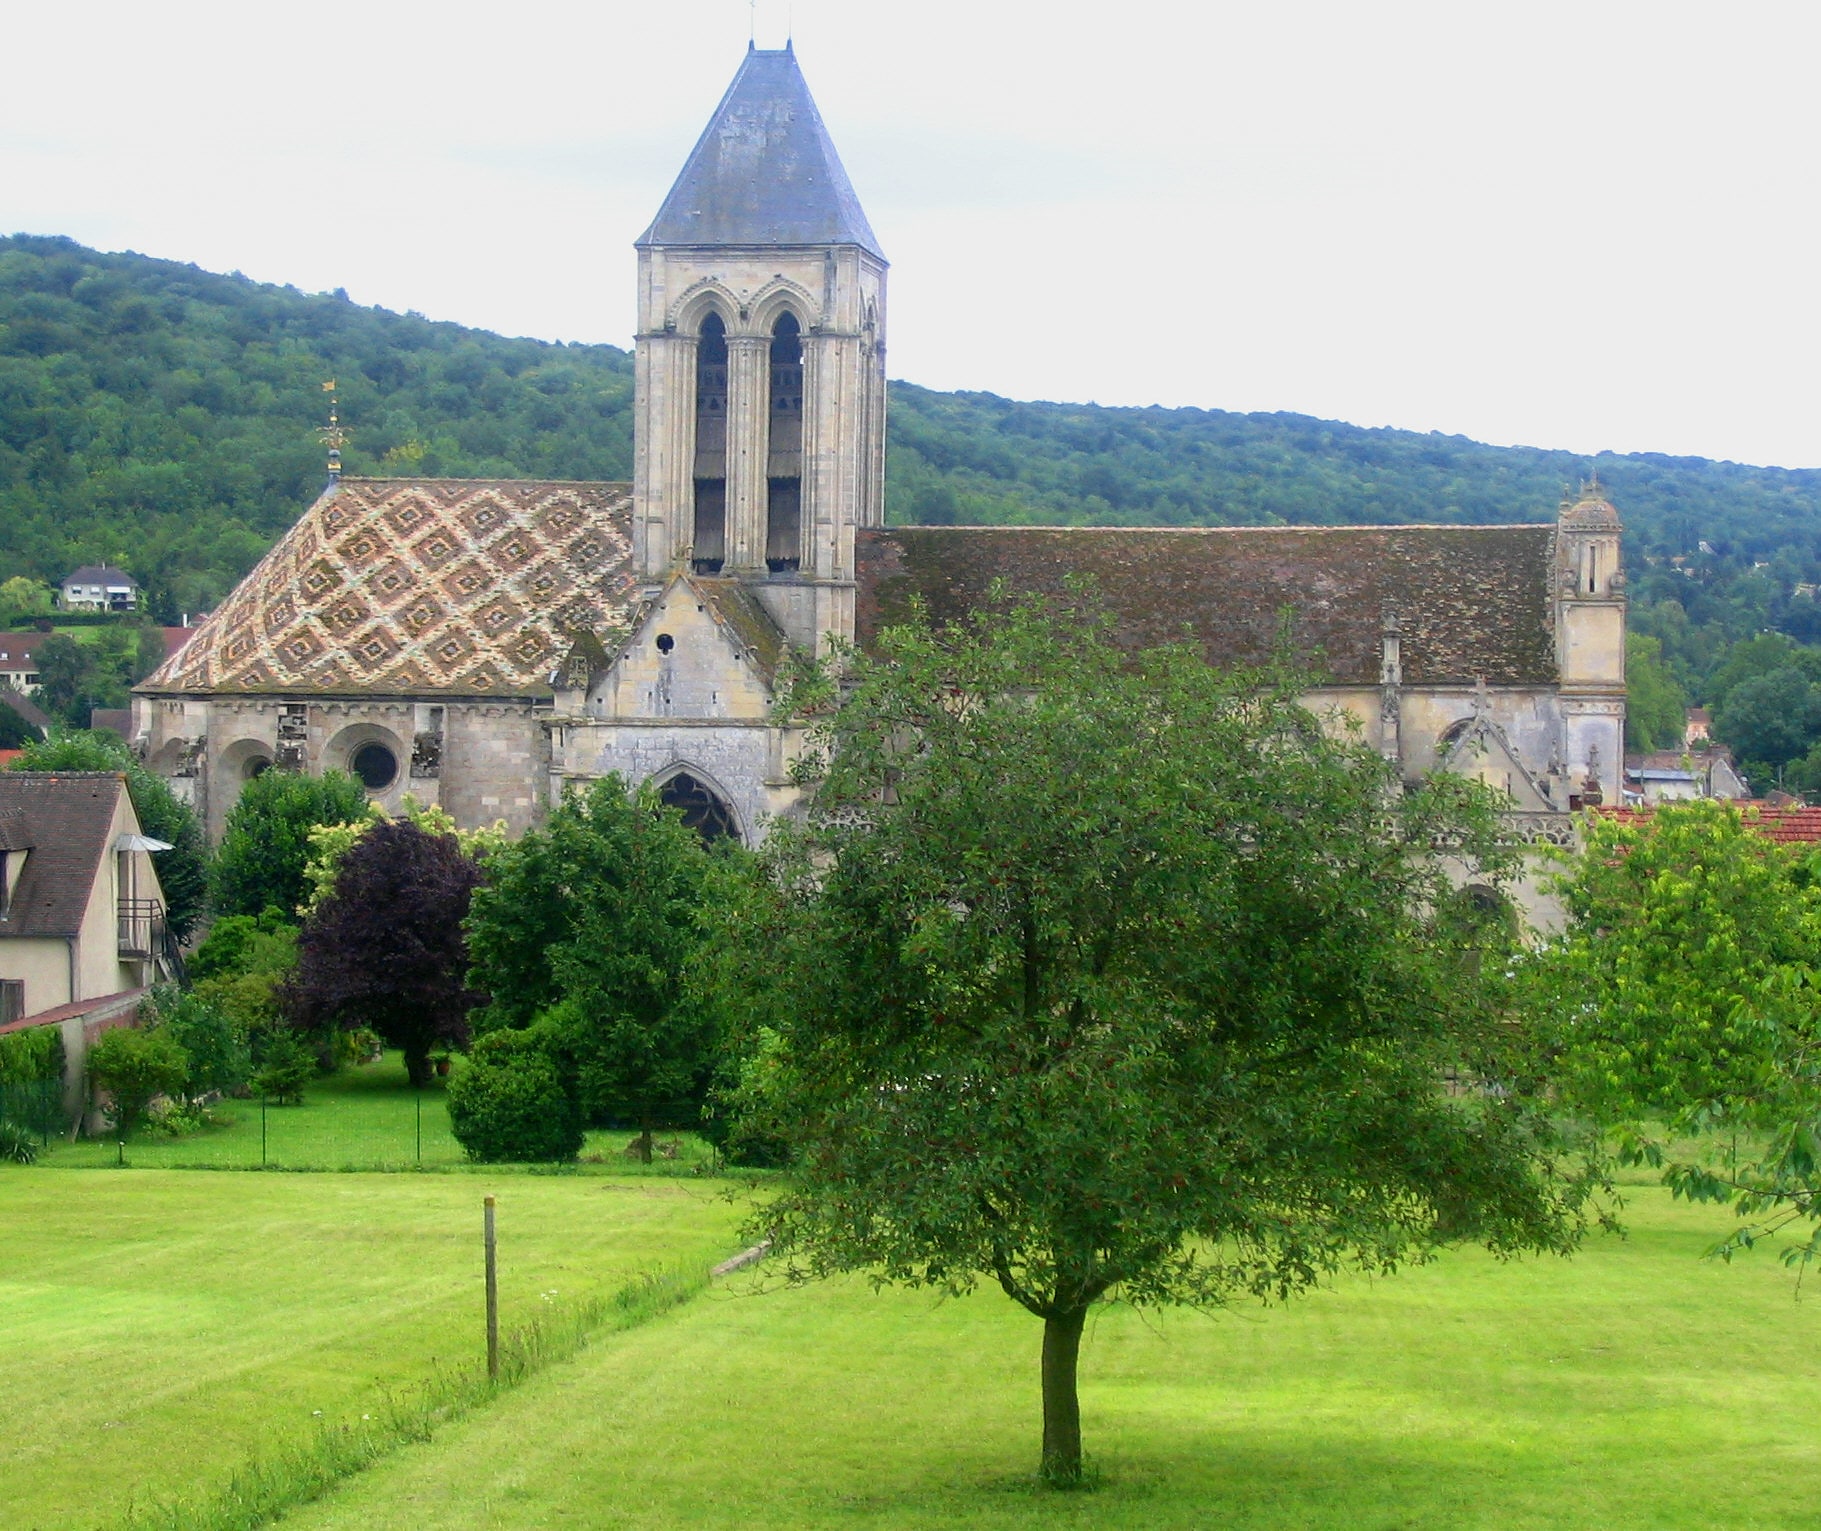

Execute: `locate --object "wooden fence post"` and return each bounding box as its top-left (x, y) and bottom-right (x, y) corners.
top-left (484, 1195), bottom-right (499, 1381)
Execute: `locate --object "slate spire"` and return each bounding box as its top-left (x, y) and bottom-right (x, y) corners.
top-left (639, 44), bottom-right (884, 259)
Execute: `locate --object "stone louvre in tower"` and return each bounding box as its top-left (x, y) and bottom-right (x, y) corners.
top-left (631, 43), bottom-right (887, 657)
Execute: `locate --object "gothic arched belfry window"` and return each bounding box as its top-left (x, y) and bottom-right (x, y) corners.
top-left (766, 312), bottom-right (803, 571)
top-left (693, 312), bottom-right (728, 573)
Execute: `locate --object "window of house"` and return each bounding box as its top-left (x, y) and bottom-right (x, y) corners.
top-left (0, 980), bottom-right (23, 1026)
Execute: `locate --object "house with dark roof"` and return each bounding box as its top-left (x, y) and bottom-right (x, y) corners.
top-left (0, 773), bottom-right (177, 1027)
top-left (59, 565), bottom-right (140, 611)
top-left (135, 43), bottom-right (1625, 879)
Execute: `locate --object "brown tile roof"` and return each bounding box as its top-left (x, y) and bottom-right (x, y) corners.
top-left (0, 772), bottom-right (124, 938)
top-left (140, 478), bottom-right (639, 698)
top-left (1601, 805), bottom-right (1821, 844)
top-left (855, 524), bottom-right (1558, 686)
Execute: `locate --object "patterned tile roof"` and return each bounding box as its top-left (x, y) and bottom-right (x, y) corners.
top-left (855, 524), bottom-right (1559, 686)
top-left (142, 479), bottom-right (639, 698)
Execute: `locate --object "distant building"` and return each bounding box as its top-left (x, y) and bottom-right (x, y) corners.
top-left (0, 771), bottom-right (178, 1035)
top-left (0, 632), bottom-right (46, 692)
top-left (0, 684), bottom-right (50, 740)
top-left (1623, 746), bottom-right (1748, 806)
top-left (59, 565), bottom-right (140, 612)
top-left (1684, 707), bottom-right (1711, 745)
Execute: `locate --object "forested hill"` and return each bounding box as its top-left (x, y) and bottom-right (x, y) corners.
top-left (5, 231), bottom-right (1820, 635)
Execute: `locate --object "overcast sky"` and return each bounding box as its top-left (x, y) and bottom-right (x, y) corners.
top-left (5, 1), bottom-right (1818, 469)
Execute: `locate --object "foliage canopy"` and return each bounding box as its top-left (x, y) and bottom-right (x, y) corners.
top-left (1536, 800), bottom-right (1821, 1268)
top-left (288, 817), bottom-right (484, 1087)
top-left (210, 768), bottom-right (371, 921)
top-left (724, 594), bottom-right (1607, 1485)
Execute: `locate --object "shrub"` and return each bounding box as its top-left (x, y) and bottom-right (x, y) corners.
top-left (0, 1024), bottom-right (63, 1086)
top-left (447, 1027), bottom-right (582, 1163)
top-left (87, 1026), bottom-right (189, 1138)
top-left (142, 985), bottom-right (251, 1099)
top-left (251, 1033), bottom-right (314, 1105)
top-left (0, 1119), bottom-right (38, 1164)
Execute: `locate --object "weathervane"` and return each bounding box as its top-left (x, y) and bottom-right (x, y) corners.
top-left (318, 379), bottom-right (349, 482)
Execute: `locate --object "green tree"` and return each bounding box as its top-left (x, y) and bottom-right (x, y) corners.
top-left (11, 731), bottom-right (208, 942)
top-left (210, 770), bottom-right (371, 920)
top-left (719, 594), bottom-right (1606, 1486)
top-left (1534, 800), bottom-right (1821, 1267)
top-left (142, 985), bottom-right (250, 1100)
top-left (87, 1026), bottom-right (189, 1138)
top-left (30, 635), bottom-right (88, 721)
top-left (1716, 665), bottom-right (1821, 778)
top-left (1624, 634), bottom-right (1688, 753)
top-left (465, 776), bottom-right (720, 1161)
top-left (0, 704), bottom-right (39, 749)
top-left (0, 576), bottom-right (51, 626)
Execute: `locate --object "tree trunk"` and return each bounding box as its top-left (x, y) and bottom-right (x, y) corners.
top-left (403, 1044), bottom-right (431, 1089)
top-left (636, 1112), bottom-right (653, 1164)
top-left (1039, 1305), bottom-right (1089, 1487)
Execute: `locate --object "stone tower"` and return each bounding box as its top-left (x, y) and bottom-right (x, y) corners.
top-left (631, 43), bottom-right (888, 655)
top-left (1554, 479), bottom-right (1627, 803)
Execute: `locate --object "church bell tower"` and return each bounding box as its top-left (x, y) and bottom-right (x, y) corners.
top-left (632, 43), bottom-right (888, 655)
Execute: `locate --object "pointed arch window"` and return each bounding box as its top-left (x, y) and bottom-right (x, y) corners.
top-left (692, 313), bottom-right (728, 574)
top-left (765, 312), bottom-right (803, 573)
top-left (659, 771), bottom-right (737, 843)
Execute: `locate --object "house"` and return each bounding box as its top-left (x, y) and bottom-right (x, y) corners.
top-left (135, 45), bottom-right (1624, 878)
top-left (1622, 746), bottom-right (1748, 806)
top-left (0, 632), bottom-right (47, 692)
top-left (0, 772), bottom-right (179, 1131)
top-left (59, 565), bottom-right (140, 612)
top-left (0, 772), bottom-right (178, 1022)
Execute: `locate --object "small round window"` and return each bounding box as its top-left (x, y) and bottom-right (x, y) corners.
top-left (351, 742), bottom-right (398, 791)
top-left (656, 633), bottom-right (675, 654)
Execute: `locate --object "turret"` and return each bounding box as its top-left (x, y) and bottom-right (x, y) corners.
top-left (1554, 477), bottom-right (1626, 804)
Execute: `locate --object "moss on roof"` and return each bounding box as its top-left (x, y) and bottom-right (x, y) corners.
top-left (855, 524), bottom-right (1558, 686)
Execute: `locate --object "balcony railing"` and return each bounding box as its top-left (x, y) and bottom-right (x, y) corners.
top-left (118, 898), bottom-right (167, 959)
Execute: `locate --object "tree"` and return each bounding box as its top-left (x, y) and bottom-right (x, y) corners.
top-left (1624, 635), bottom-right (1688, 753)
top-left (1534, 800), bottom-right (1821, 1267)
top-left (0, 575), bottom-right (52, 626)
top-left (210, 769), bottom-right (371, 920)
top-left (1716, 665), bottom-right (1821, 778)
top-left (717, 594), bottom-right (1606, 1487)
top-left (465, 776), bottom-right (720, 1161)
top-left (87, 1026), bottom-right (189, 1138)
top-left (289, 817), bottom-right (484, 1086)
top-left (0, 703), bottom-right (38, 749)
top-left (142, 985), bottom-right (251, 1100)
top-left (11, 731), bottom-right (208, 942)
top-left (30, 635), bottom-right (89, 721)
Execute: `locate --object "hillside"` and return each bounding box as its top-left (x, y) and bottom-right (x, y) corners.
top-left (4, 232), bottom-right (1820, 690)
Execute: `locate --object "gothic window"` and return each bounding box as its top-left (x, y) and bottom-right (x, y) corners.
top-left (659, 771), bottom-right (737, 843)
top-left (693, 313), bottom-right (728, 574)
top-left (765, 312), bottom-right (803, 572)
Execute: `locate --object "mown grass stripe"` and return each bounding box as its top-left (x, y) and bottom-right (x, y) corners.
top-left (114, 1263), bottom-right (709, 1531)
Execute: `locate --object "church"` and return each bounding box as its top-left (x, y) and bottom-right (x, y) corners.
top-left (134, 43), bottom-right (1625, 865)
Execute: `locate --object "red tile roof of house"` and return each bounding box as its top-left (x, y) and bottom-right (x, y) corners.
top-left (1601, 804), bottom-right (1821, 844)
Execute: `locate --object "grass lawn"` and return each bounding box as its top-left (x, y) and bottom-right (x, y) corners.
top-left (277, 1186), bottom-right (1821, 1531)
top-left (44, 1052), bottom-right (719, 1174)
top-left (0, 1166), bottom-right (749, 1531)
